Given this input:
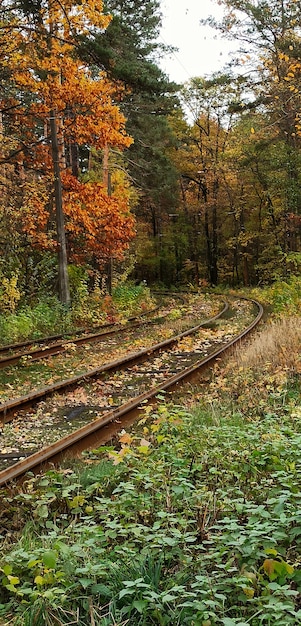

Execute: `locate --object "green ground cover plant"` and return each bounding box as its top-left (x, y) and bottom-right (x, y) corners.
top-left (111, 283), bottom-right (152, 316)
top-left (0, 358), bottom-right (300, 624)
top-left (0, 290), bottom-right (300, 624)
top-left (248, 276), bottom-right (301, 316)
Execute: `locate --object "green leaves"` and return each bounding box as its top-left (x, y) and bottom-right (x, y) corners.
top-left (262, 549), bottom-right (295, 584)
top-left (0, 370), bottom-right (301, 624)
top-left (42, 551), bottom-right (57, 570)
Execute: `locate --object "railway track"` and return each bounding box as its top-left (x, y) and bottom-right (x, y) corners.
top-left (0, 293), bottom-right (220, 405)
top-left (0, 302), bottom-right (165, 368)
top-left (0, 291), bottom-right (186, 361)
top-left (0, 319), bottom-right (152, 369)
top-left (0, 295), bottom-right (263, 485)
top-left (0, 321), bottom-right (121, 356)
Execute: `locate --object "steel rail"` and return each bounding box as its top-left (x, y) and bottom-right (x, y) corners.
top-left (0, 320), bottom-right (143, 369)
top-left (0, 304), bottom-right (164, 367)
top-left (0, 298), bottom-right (263, 486)
top-left (0, 324), bottom-right (116, 355)
top-left (0, 293), bottom-right (188, 356)
top-left (0, 302), bottom-right (229, 421)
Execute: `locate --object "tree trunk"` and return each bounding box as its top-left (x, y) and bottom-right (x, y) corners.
top-left (103, 143), bottom-right (113, 294)
top-left (204, 204), bottom-right (212, 284)
top-left (49, 109), bottom-right (70, 306)
top-left (211, 200), bottom-right (218, 285)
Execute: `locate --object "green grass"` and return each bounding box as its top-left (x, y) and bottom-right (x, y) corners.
top-left (0, 298), bottom-right (74, 345)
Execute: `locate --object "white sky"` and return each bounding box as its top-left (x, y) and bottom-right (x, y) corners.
top-left (159, 0), bottom-right (236, 83)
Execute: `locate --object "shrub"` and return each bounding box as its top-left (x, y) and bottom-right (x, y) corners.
top-left (0, 273), bottom-right (21, 314)
top-left (0, 298), bottom-right (73, 344)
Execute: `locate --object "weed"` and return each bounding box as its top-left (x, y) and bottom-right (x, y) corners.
top-left (0, 377), bottom-right (301, 624)
top-left (235, 316), bottom-right (301, 372)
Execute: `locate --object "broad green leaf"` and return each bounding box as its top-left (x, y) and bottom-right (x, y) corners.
top-left (162, 593), bottom-right (177, 602)
top-left (123, 578), bottom-right (144, 586)
top-left (137, 446), bottom-right (150, 455)
top-left (36, 504), bottom-right (48, 519)
top-left (133, 600), bottom-right (148, 613)
top-left (42, 550), bottom-right (57, 569)
top-left (27, 559), bottom-right (40, 569)
top-left (79, 578), bottom-right (93, 589)
top-left (265, 548), bottom-right (278, 556)
top-left (91, 583), bottom-right (111, 596)
top-left (119, 588), bottom-right (135, 599)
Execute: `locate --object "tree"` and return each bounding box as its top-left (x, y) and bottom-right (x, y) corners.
top-left (78, 0), bottom-right (181, 284)
top-left (203, 0), bottom-right (301, 259)
top-left (0, 0), bottom-right (135, 303)
top-left (175, 74), bottom-right (243, 285)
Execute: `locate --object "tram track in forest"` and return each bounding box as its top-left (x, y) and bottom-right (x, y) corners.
top-left (0, 293), bottom-right (220, 404)
top-left (0, 294), bottom-right (263, 485)
top-left (0, 300), bottom-right (166, 368)
top-left (0, 291), bottom-right (187, 361)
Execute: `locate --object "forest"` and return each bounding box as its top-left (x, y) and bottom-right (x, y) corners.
top-left (1, 0), bottom-right (301, 320)
top-left (0, 2), bottom-right (301, 625)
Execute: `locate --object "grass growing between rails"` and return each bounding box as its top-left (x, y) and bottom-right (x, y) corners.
top-left (0, 317), bottom-right (300, 625)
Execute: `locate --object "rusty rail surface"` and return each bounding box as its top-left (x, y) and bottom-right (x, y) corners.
top-left (0, 297), bottom-right (263, 486)
top-left (0, 301), bottom-right (229, 421)
top-left (0, 303), bottom-right (163, 367)
top-left (0, 321), bottom-right (143, 369)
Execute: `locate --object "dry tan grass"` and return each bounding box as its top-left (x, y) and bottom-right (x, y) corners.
top-left (236, 316), bottom-right (301, 371)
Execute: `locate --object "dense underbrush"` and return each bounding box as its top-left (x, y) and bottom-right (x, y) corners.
top-left (0, 307), bottom-right (300, 624)
top-left (247, 275), bottom-right (301, 316)
top-left (1, 273), bottom-right (300, 345)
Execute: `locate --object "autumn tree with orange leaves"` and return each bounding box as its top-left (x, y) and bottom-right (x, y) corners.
top-left (0, 0), bottom-right (135, 304)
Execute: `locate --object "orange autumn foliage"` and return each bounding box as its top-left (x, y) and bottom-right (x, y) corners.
top-left (62, 171), bottom-right (135, 263)
top-left (1, 0), bottom-right (135, 263)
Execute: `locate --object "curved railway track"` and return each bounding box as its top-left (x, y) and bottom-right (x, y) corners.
top-left (0, 319), bottom-right (154, 369)
top-left (0, 302), bottom-right (166, 368)
top-left (0, 291), bottom-right (186, 361)
top-left (0, 321), bottom-right (122, 356)
top-left (0, 293), bottom-right (220, 406)
top-left (0, 295), bottom-right (263, 485)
